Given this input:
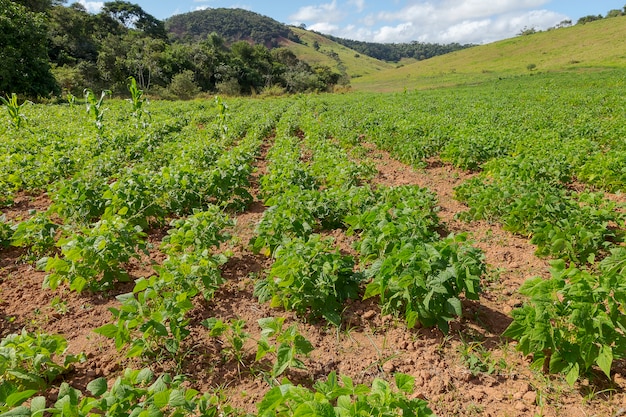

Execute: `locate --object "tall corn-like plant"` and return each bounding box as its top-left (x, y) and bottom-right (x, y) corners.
top-left (214, 96), bottom-right (228, 140)
top-left (84, 88), bottom-right (110, 133)
top-left (0, 93), bottom-right (30, 129)
top-left (127, 77), bottom-right (147, 123)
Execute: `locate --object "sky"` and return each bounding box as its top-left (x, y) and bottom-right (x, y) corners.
top-left (76, 0), bottom-right (624, 44)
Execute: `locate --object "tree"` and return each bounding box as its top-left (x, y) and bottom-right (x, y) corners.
top-left (168, 70), bottom-right (200, 99)
top-left (97, 32), bottom-right (166, 92)
top-left (48, 4), bottom-right (99, 65)
top-left (12, 0), bottom-right (64, 12)
top-left (0, 0), bottom-right (59, 96)
top-left (606, 9), bottom-right (623, 18)
top-left (101, 1), bottom-right (166, 39)
top-left (577, 15), bottom-right (603, 24)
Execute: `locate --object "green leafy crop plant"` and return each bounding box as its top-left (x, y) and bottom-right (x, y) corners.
top-left (10, 211), bottom-right (59, 259)
top-left (83, 88), bottom-right (110, 133)
top-left (254, 234), bottom-right (362, 325)
top-left (95, 250), bottom-right (228, 359)
top-left (364, 234), bottom-right (485, 333)
top-left (257, 371), bottom-right (435, 417)
top-left (0, 331), bottom-right (83, 412)
top-left (345, 185), bottom-right (441, 261)
top-left (40, 213), bottom-right (147, 293)
top-left (0, 215), bottom-right (13, 248)
top-left (127, 76), bottom-right (148, 122)
top-left (455, 176), bottom-right (624, 264)
top-left (504, 249), bottom-right (626, 386)
top-left (49, 368), bottom-right (223, 417)
top-left (255, 317), bottom-right (314, 381)
top-left (161, 206), bottom-right (234, 255)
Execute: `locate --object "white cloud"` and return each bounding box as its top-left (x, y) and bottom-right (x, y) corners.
top-left (309, 22), bottom-right (341, 33)
top-left (348, 0), bottom-right (365, 13)
top-left (78, 0), bottom-right (103, 13)
top-left (193, 6), bottom-right (210, 11)
top-left (308, 0), bottom-right (567, 44)
top-left (289, 1), bottom-right (342, 24)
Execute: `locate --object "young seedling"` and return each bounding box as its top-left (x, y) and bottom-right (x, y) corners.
top-left (83, 88), bottom-right (110, 132)
top-left (0, 93), bottom-right (31, 129)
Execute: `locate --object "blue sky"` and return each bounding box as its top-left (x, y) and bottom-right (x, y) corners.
top-left (76, 0), bottom-right (623, 44)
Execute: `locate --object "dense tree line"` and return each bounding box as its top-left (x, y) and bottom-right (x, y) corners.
top-left (322, 35), bottom-right (473, 62)
top-left (1, 1), bottom-right (340, 98)
top-left (577, 5), bottom-right (626, 24)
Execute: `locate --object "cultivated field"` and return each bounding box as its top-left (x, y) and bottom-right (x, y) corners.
top-left (1, 69), bottom-right (625, 416)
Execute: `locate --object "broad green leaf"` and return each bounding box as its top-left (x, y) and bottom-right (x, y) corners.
top-left (0, 406), bottom-right (31, 417)
top-left (93, 323), bottom-right (118, 339)
top-left (6, 370), bottom-right (44, 388)
top-left (565, 362), bottom-right (580, 387)
top-left (152, 390), bottom-right (170, 409)
top-left (87, 377), bottom-right (108, 396)
top-left (292, 401), bottom-right (334, 417)
top-left (169, 389), bottom-right (186, 407)
top-left (4, 390), bottom-right (37, 407)
top-left (29, 396), bottom-right (46, 415)
top-left (136, 368), bottom-right (154, 384)
top-left (257, 385), bottom-right (289, 415)
top-left (394, 373), bottom-right (415, 394)
top-left (445, 297), bottom-right (462, 317)
top-left (273, 343), bottom-right (292, 377)
top-left (597, 345), bottom-right (613, 379)
top-left (255, 339), bottom-right (272, 361)
top-left (294, 335), bottom-right (314, 355)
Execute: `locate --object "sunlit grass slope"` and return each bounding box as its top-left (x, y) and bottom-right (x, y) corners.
top-left (352, 16), bottom-right (626, 92)
top-left (283, 27), bottom-right (394, 78)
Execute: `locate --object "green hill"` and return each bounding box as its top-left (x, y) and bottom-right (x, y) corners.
top-left (282, 28), bottom-right (394, 79)
top-left (164, 9), bottom-right (393, 79)
top-left (165, 8), bottom-right (300, 46)
top-left (352, 16), bottom-right (626, 92)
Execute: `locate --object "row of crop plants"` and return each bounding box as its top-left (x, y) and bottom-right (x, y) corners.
top-left (0, 93), bottom-right (438, 416)
top-left (251, 96), bottom-right (486, 365)
top-left (310, 71), bottom-right (626, 385)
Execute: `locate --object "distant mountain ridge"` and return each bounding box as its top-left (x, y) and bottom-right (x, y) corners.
top-left (164, 8), bottom-right (471, 63)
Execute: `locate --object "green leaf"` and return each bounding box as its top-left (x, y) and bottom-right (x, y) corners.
top-left (394, 373), bottom-right (415, 394)
top-left (445, 297), bottom-right (462, 317)
top-left (93, 323), bottom-right (118, 339)
top-left (256, 339), bottom-right (272, 361)
top-left (597, 345), bottom-right (613, 379)
top-left (29, 396), bottom-right (46, 415)
top-left (293, 335), bottom-right (314, 355)
top-left (273, 343), bottom-right (292, 377)
top-left (565, 362), bottom-right (580, 387)
top-left (169, 389), bottom-right (186, 407)
top-left (257, 385), bottom-right (289, 415)
top-left (165, 339), bottom-right (179, 354)
top-left (6, 370), bottom-right (44, 388)
top-left (0, 406), bottom-right (31, 417)
top-left (152, 390), bottom-right (170, 409)
top-left (87, 377), bottom-right (108, 396)
top-left (136, 368), bottom-right (154, 384)
top-left (4, 390), bottom-right (37, 407)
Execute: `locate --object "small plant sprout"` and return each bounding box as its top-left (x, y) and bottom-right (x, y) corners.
top-left (84, 88), bottom-right (110, 132)
top-left (214, 96), bottom-right (229, 140)
top-left (127, 76), bottom-right (148, 122)
top-left (0, 93), bottom-right (31, 129)
top-left (66, 93), bottom-right (76, 107)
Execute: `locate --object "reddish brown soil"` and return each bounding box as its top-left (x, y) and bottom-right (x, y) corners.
top-left (1, 139), bottom-right (624, 417)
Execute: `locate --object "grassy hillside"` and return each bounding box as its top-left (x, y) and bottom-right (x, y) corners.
top-left (283, 27), bottom-right (394, 78)
top-left (352, 16), bottom-right (626, 92)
